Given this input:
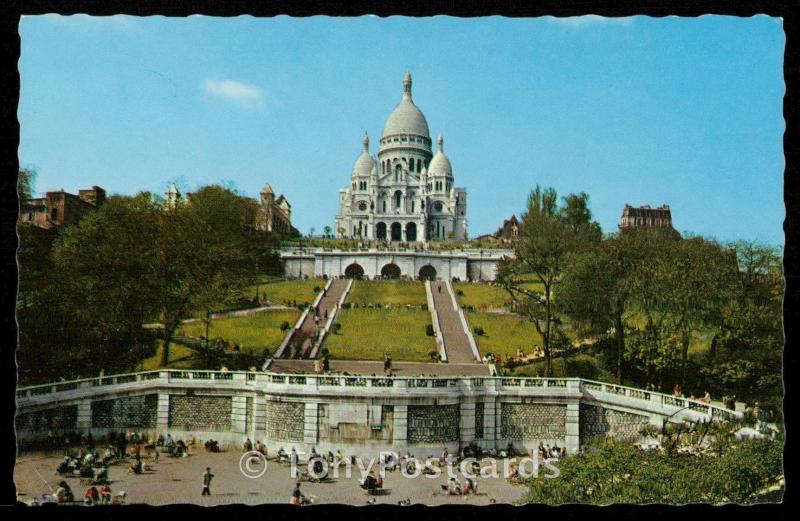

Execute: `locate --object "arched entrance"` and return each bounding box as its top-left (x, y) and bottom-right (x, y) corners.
top-left (376, 222), bottom-right (387, 241)
top-left (419, 265), bottom-right (437, 281)
top-left (344, 263), bottom-right (365, 279)
top-left (405, 222), bottom-right (417, 242)
top-left (381, 263), bottom-right (402, 279)
top-left (390, 222), bottom-right (402, 241)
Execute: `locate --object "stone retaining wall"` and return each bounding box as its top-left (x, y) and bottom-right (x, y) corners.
top-left (168, 395), bottom-right (232, 432)
top-left (265, 401), bottom-right (305, 442)
top-left (579, 403), bottom-right (651, 442)
top-left (92, 394), bottom-right (157, 429)
top-left (500, 403), bottom-right (567, 440)
top-left (407, 404), bottom-right (460, 444)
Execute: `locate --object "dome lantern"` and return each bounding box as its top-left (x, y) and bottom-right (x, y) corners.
top-left (403, 71), bottom-right (413, 100)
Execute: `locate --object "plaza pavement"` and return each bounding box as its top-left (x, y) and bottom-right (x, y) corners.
top-left (267, 359), bottom-right (490, 376)
top-left (15, 450), bottom-right (528, 506)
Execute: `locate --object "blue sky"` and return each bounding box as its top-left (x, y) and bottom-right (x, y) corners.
top-left (18, 15), bottom-right (785, 244)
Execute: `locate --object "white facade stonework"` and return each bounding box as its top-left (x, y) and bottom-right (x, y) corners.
top-left (17, 371), bottom-right (741, 455)
top-left (336, 73), bottom-right (467, 243)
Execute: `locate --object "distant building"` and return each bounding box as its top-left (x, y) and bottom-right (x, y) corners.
top-left (256, 183), bottom-right (293, 235)
top-left (495, 215), bottom-right (520, 244)
top-left (619, 204), bottom-right (672, 229)
top-left (20, 186), bottom-right (106, 229)
top-left (165, 182), bottom-right (294, 236)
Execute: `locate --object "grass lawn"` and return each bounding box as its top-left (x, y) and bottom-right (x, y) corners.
top-left (247, 279), bottom-right (323, 307)
top-left (453, 283), bottom-right (511, 310)
top-left (464, 312), bottom-right (544, 360)
top-left (347, 280), bottom-right (428, 306)
top-left (324, 308), bottom-right (435, 362)
top-left (141, 342), bottom-right (199, 371)
top-left (177, 310), bottom-right (300, 354)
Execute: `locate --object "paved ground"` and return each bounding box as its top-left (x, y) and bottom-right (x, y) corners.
top-left (15, 451), bottom-right (528, 506)
top-left (267, 359), bottom-right (490, 376)
top-left (431, 282), bottom-right (479, 364)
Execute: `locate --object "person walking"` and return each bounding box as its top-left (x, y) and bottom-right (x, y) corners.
top-left (201, 467), bottom-right (214, 496)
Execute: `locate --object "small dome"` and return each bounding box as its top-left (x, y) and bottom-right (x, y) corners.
top-left (428, 135), bottom-right (452, 177)
top-left (382, 73), bottom-right (430, 138)
top-left (352, 133), bottom-right (376, 177)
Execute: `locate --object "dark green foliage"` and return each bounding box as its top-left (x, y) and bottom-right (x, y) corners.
top-left (524, 437), bottom-right (783, 505)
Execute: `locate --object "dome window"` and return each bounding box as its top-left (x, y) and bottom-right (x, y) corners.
top-left (359, 202), bottom-right (367, 211)
top-left (435, 201), bottom-right (443, 212)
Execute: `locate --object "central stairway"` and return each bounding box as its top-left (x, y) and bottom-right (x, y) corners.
top-left (285, 279), bottom-right (349, 359)
top-left (430, 281), bottom-right (481, 363)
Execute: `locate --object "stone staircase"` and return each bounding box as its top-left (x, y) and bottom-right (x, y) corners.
top-left (281, 279), bottom-right (350, 359)
top-left (429, 281), bottom-right (481, 363)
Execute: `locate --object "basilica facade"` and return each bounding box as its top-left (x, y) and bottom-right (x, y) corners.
top-left (335, 73), bottom-right (467, 243)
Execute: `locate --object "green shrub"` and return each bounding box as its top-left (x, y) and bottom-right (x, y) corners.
top-left (425, 324), bottom-right (435, 336)
top-left (456, 289), bottom-right (464, 296)
top-left (473, 325), bottom-right (485, 336)
top-left (428, 350), bottom-right (439, 362)
top-left (313, 286), bottom-right (321, 293)
top-left (279, 321), bottom-right (291, 331)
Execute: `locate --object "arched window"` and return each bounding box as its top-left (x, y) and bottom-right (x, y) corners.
top-left (409, 158), bottom-right (415, 172)
top-left (394, 190), bottom-right (402, 209)
top-left (382, 200), bottom-right (387, 212)
top-left (417, 160), bottom-right (422, 173)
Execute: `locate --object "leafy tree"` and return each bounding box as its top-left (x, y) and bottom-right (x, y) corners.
top-left (559, 234), bottom-right (635, 384)
top-left (323, 225), bottom-right (332, 238)
top-left (523, 437), bottom-right (783, 504)
top-left (157, 185), bottom-right (262, 366)
top-left (498, 186), bottom-right (600, 375)
top-left (18, 167), bottom-right (36, 204)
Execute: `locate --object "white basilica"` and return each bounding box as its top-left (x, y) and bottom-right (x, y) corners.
top-left (335, 73), bottom-right (467, 243)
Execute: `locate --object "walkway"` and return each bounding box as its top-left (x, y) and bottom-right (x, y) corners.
top-left (285, 279), bottom-right (349, 359)
top-left (268, 359), bottom-right (490, 376)
top-left (430, 281), bottom-right (480, 364)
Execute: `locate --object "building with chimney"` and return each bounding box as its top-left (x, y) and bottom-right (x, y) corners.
top-left (619, 204), bottom-right (673, 229)
top-left (20, 186), bottom-right (106, 229)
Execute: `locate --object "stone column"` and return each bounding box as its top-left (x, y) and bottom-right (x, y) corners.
top-left (253, 395), bottom-right (267, 441)
top-left (76, 399), bottom-right (92, 432)
top-left (459, 400), bottom-right (475, 445)
top-left (303, 402), bottom-right (318, 446)
top-left (565, 402), bottom-right (580, 454)
top-left (393, 404), bottom-right (408, 448)
top-left (482, 393), bottom-right (498, 450)
top-left (156, 393), bottom-right (170, 433)
top-left (231, 395), bottom-right (248, 435)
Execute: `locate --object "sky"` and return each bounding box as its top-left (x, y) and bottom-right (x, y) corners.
top-left (18, 15), bottom-right (785, 245)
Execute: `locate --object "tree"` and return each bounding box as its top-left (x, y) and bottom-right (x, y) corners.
top-left (18, 167), bottom-right (36, 204)
top-left (656, 236), bottom-right (737, 386)
top-left (523, 437), bottom-right (783, 505)
top-left (157, 185), bottom-right (262, 366)
top-left (20, 193), bottom-right (166, 381)
top-left (559, 235), bottom-right (634, 384)
top-left (323, 225), bottom-right (332, 238)
top-left (698, 240), bottom-right (783, 407)
top-left (497, 185), bottom-right (601, 376)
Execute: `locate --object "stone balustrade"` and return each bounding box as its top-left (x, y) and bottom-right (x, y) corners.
top-left (16, 370), bottom-right (741, 455)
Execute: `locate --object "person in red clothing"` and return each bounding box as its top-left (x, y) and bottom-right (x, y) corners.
top-left (84, 486), bottom-right (99, 505)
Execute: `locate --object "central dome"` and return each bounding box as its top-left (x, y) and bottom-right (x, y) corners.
top-left (382, 72), bottom-right (430, 138)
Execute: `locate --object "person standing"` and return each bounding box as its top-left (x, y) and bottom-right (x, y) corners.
top-left (201, 467), bottom-right (214, 496)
